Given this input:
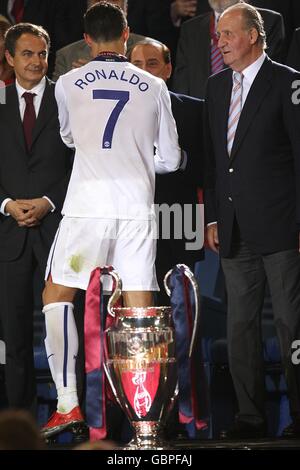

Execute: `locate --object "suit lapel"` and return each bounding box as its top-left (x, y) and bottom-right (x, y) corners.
top-left (217, 71), bottom-right (233, 156)
top-left (5, 84), bottom-right (27, 153)
top-left (229, 57), bottom-right (272, 160)
top-left (31, 78), bottom-right (56, 150)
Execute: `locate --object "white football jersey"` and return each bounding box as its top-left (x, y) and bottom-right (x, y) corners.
top-left (55, 54), bottom-right (181, 220)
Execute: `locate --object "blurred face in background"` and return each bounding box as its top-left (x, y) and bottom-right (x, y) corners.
top-left (0, 36), bottom-right (4, 62)
top-left (0, 21), bottom-right (10, 62)
top-left (208, 0), bottom-right (239, 14)
top-left (131, 43), bottom-right (172, 82)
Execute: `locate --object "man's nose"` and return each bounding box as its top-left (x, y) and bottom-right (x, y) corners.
top-left (31, 54), bottom-right (42, 65)
top-left (218, 36), bottom-right (224, 48)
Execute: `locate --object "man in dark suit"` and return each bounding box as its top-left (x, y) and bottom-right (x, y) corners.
top-left (130, 39), bottom-right (204, 304)
top-left (204, 2), bottom-right (300, 438)
top-left (173, 0), bottom-right (285, 98)
top-left (0, 23), bottom-right (72, 412)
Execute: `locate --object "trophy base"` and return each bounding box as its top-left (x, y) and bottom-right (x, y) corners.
top-left (122, 421), bottom-right (173, 450)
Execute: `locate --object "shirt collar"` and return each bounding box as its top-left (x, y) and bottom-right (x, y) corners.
top-left (238, 52), bottom-right (266, 86)
top-left (16, 76), bottom-right (46, 101)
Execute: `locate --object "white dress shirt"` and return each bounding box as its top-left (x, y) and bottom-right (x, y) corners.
top-left (238, 52), bottom-right (266, 108)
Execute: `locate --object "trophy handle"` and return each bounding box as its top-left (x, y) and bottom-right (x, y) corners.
top-left (164, 264), bottom-right (200, 358)
top-left (103, 360), bottom-right (124, 409)
top-left (103, 268), bottom-right (122, 317)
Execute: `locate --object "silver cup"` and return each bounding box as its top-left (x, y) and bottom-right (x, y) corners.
top-left (104, 266), bottom-right (200, 450)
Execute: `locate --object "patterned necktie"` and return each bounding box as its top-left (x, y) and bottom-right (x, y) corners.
top-left (210, 15), bottom-right (223, 75)
top-left (227, 72), bottom-right (243, 156)
top-left (22, 92), bottom-right (36, 151)
top-left (11, 0), bottom-right (24, 23)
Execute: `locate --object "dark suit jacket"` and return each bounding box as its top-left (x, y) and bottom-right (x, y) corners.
top-left (173, 8), bottom-right (285, 98)
top-left (204, 56), bottom-right (300, 257)
top-left (127, 0), bottom-right (178, 59)
top-left (0, 79), bottom-right (72, 263)
top-left (0, 0), bottom-right (66, 73)
top-left (250, 1), bottom-right (300, 53)
top-left (287, 27), bottom-right (300, 71)
top-left (0, 0), bottom-right (58, 29)
top-left (155, 91), bottom-right (204, 266)
top-left (51, 0), bottom-right (87, 49)
top-left (195, 0), bottom-right (300, 59)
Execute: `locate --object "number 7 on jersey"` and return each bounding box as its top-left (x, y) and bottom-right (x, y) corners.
top-left (93, 89), bottom-right (130, 149)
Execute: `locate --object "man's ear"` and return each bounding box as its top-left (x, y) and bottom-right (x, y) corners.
top-left (249, 27), bottom-right (259, 45)
top-left (166, 62), bottom-right (172, 80)
top-left (123, 26), bottom-right (130, 43)
top-left (5, 50), bottom-right (14, 67)
top-left (84, 33), bottom-right (93, 48)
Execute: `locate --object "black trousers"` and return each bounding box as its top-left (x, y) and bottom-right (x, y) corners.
top-left (221, 234), bottom-right (300, 425)
top-left (0, 230), bottom-right (48, 412)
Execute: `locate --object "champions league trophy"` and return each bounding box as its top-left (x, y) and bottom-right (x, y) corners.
top-left (104, 265), bottom-right (200, 450)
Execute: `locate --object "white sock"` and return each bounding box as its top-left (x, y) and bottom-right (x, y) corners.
top-left (44, 336), bottom-right (56, 382)
top-left (43, 302), bottom-right (79, 413)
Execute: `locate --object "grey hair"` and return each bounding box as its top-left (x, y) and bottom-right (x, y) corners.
top-left (224, 2), bottom-right (267, 49)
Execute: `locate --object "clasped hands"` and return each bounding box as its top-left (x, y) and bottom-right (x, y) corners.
top-left (5, 198), bottom-right (51, 227)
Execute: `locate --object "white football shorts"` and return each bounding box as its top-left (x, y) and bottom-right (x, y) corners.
top-left (45, 217), bottom-right (159, 291)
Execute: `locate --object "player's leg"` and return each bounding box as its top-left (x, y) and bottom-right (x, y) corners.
top-left (41, 218), bottom-right (89, 436)
top-left (43, 281), bottom-right (79, 414)
top-left (111, 219), bottom-right (158, 307)
top-left (41, 280), bottom-right (84, 438)
top-left (122, 290), bottom-right (154, 307)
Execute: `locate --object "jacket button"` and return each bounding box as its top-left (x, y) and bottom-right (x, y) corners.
top-left (228, 196), bottom-right (232, 202)
top-left (229, 168), bottom-right (234, 173)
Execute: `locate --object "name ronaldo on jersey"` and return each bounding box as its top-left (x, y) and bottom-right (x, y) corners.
top-left (74, 68), bottom-right (150, 92)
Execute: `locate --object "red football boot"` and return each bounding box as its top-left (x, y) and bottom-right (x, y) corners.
top-left (41, 406), bottom-right (85, 438)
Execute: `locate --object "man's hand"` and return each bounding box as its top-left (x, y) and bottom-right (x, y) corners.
top-left (172, 0), bottom-right (197, 20)
top-left (206, 223), bottom-right (219, 253)
top-left (5, 200), bottom-right (35, 225)
top-left (15, 198), bottom-right (52, 227)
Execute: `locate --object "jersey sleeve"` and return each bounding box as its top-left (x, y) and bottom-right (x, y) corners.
top-left (55, 77), bottom-right (74, 148)
top-left (154, 81), bottom-right (181, 174)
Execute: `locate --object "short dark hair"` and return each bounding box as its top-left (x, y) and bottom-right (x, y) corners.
top-left (4, 23), bottom-right (50, 56)
top-left (84, 1), bottom-right (127, 43)
top-left (129, 39), bottom-right (171, 65)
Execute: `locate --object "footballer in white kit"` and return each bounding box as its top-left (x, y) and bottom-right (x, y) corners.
top-left (41, 3), bottom-right (182, 435)
top-left (46, 40), bottom-right (181, 291)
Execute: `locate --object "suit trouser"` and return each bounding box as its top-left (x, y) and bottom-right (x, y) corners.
top-left (0, 230), bottom-right (48, 412)
top-left (221, 237), bottom-right (300, 425)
